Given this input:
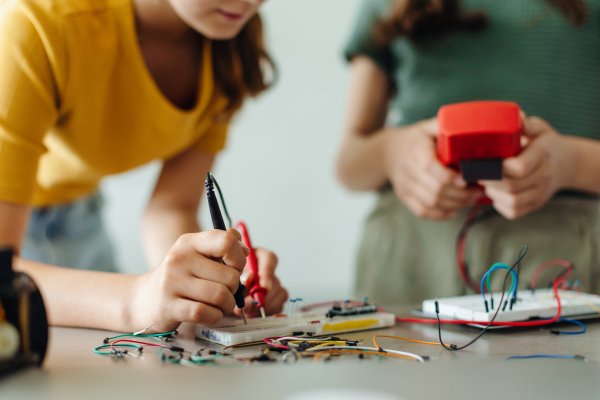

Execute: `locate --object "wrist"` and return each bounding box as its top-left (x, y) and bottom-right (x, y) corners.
top-left (555, 134), bottom-right (581, 192)
top-left (120, 273), bottom-right (148, 332)
top-left (381, 127), bottom-right (402, 180)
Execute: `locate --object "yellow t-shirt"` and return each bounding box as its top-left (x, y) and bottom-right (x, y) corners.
top-left (0, 0), bottom-right (229, 206)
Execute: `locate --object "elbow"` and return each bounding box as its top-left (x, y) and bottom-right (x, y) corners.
top-left (334, 151), bottom-right (372, 192)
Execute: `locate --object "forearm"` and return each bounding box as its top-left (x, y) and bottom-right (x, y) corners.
top-left (561, 135), bottom-right (600, 195)
top-left (142, 205), bottom-right (199, 268)
top-left (15, 258), bottom-right (136, 331)
top-left (335, 128), bottom-right (390, 192)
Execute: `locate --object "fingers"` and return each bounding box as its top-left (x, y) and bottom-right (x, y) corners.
top-left (522, 116), bottom-right (550, 138)
top-left (173, 230), bottom-right (248, 272)
top-left (417, 117), bottom-right (439, 137)
top-left (408, 165), bottom-right (481, 208)
top-left (227, 227), bottom-right (242, 241)
top-left (481, 159), bottom-right (547, 195)
top-left (483, 165), bottom-right (550, 220)
top-left (400, 194), bottom-right (452, 220)
top-left (254, 248), bottom-right (278, 290)
top-left (413, 134), bottom-right (461, 186)
top-left (234, 273), bottom-right (288, 318)
top-left (175, 279), bottom-right (236, 314)
top-left (171, 298), bottom-right (224, 325)
top-left (502, 140), bottom-right (548, 179)
top-left (263, 276), bottom-right (288, 314)
top-left (187, 257), bottom-right (241, 294)
top-left (484, 185), bottom-right (543, 220)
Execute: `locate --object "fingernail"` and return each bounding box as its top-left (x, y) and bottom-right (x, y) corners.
top-left (454, 177), bottom-right (465, 187)
top-left (239, 241), bottom-right (250, 253)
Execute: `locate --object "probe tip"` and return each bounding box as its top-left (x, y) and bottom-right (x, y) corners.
top-left (241, 309), bottom-right (248, 325)
top-left (260, 306), bottom-right (266, 320)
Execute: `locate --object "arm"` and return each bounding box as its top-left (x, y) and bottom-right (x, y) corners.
top-left (481, 116), bottom-right (600, 219)
top-left (142, 148), bottom-right (213, 268)
top-left (0, 160), bottom-right (249, 333)
top-left (336, 56), bottom-right (482, 219)
top-left (335, 56), bottom-right (392, 191)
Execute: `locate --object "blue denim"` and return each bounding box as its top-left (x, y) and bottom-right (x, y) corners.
top-left (21, 193), bottom-right (119, 272)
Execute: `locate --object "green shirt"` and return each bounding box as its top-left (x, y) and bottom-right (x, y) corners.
top-left (345, 0), bottom-right (600, 140)
top-left (344, 0), bottom-right (600, 303)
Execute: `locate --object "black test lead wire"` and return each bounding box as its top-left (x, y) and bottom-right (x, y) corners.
top-left (436, 245), bottom-right (529, 351)
top-left (205, 173), bottom-right (247, 324)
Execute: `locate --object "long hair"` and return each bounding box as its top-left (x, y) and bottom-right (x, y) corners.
top-left (375, 0), bottom-right (589, 44)
top-left (212, 14), bottom-right (274, 116)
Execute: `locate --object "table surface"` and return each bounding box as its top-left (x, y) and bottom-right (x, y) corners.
top-left (2, 305), bottom-right (600, 399)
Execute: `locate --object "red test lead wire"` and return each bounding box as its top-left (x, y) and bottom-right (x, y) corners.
top-left (236, 221), bottom-right (267, 319)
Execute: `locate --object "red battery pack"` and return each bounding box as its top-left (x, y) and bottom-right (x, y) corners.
top-left (437, 101), bottom-right (522, 182)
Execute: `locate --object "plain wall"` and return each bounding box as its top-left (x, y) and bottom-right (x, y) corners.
top-left (100, 0), bottom-right (375, 302)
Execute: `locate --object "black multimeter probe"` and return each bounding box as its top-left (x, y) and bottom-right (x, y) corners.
top-left (205, 173), bottom-right (247, 324)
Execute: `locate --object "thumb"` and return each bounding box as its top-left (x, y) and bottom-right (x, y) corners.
top-left (419, 117), bottom-right (439, 137)
top-left (522, 116), bottom-right (550, 139)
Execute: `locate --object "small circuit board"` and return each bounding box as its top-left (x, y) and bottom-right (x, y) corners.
top-left (422, 289), bottom-right (600, 323)
top-left (196, 302), bottom-right (394, 346)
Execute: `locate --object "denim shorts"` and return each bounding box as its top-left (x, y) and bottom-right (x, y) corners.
top-left (21, 192), bottom-right (119, 272)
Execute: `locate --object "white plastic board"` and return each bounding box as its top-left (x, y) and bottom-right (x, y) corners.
top-left (196, 311), bottom-right (396, 346)
top-left (422, 289), bottom-right (600, 322)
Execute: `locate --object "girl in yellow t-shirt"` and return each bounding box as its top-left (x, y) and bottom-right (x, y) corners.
top-left (0, 0), bottom-right (288, 333)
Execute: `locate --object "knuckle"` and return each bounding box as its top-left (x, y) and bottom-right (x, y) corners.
top-left (422, 157), bottom-right (435, 173)
top-left (413, 204), bottom-right (427, 218)
top-left (265, 251), bottom-right (279, 267)
top-left (214, 284), bottom-right (232, 305)
top-left (191, 304), bottom-right (205, 322)
top-left (192, 305), bottom-right (222, 325)
top-left (175, 233), bottom-right (192, 247)
top-left (430, 181), bottom-right (444, 196)
top-left (225, 269), bottom-right (240, 292)
top-left (163, 252), bottom-right (185, 268)
top-left (506, 181), bottom-right (519, 194)
top-left (220, 232), bottom-right (238, 253)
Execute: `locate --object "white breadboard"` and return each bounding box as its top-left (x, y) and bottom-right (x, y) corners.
top-left (422, 289), bottom-right (600, 322)
top-left (196, 311), bottom-right (395, 346)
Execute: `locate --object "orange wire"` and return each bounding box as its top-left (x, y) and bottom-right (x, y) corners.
top-left (312, 349), bottom-right (416, 364)
top-left (373, 334), bottom-right (441, 348)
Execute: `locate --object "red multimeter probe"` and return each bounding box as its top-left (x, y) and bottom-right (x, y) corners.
top-left (437, 101), bottom-right (522, 185)
top-left (235, 221), bottom-right (267, 319)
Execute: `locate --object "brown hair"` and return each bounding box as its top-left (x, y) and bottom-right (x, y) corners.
top-left (375, 0), bottom-right (589, 44)
top-left (212, 14), bottom-right (275, 115)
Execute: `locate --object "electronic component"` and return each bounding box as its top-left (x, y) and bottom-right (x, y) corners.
top-left (422, 289), bottom-right (600, 323)
top-left (0, 247), bottom-right (48, 376)
top-left (325, 303), bottom-right (378, 318)
top-left (437, 101), bottom-right (522, 182)
top-left (196, 309), bottom-right (395, 346)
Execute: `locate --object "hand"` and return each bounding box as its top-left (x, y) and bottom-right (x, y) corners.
top-left (128, 228), bottom-right (250, 333)
top-left (383, 118), bottom-right (483, 219)
top-left (236, 248), bottom-right (288, 318)
top-left (480, 116), bottom-right (569, 220)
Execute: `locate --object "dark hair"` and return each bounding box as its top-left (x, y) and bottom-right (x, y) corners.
top-left (212, 14), bottom-right (274, 116)
top-left (375, 0), bottom-right (589, 44)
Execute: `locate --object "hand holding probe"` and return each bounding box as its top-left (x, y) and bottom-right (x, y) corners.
top-left (235, 221), bottom-right (267, 320)
top-left (205, 173), bottom-right (247, 324)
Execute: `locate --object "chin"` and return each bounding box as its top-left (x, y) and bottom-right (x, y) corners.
top-left (192, 21), bottom-right (244, 40)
